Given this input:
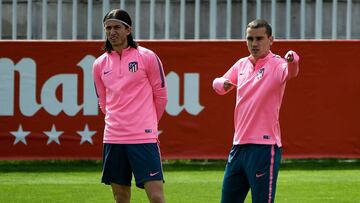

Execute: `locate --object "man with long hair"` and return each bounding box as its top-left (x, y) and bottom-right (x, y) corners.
top-left (92, 9), bottom-right (167, 203)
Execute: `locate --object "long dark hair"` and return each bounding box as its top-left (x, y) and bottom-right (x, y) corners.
top-left (102, 9), bottom-right (138, 53)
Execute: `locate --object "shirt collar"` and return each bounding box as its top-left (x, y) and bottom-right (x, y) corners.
top-left (110, 46), bottom-right (132, 56)
top-left (247, 51), bottom-right (273, 69)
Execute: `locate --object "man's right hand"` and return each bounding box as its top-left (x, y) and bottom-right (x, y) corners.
top-left (224, 80), bottom-right (237, 91)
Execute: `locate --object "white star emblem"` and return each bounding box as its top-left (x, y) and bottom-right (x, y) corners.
top-left (77, 124), bottom-right (96, 145)
top-left (11, 125), bottom-right (30, 145)
top-left (44, 124), bottom-right (63, 145)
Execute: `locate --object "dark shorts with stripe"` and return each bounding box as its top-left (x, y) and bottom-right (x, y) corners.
top-left (221, 144), bottom-right (282, 203)
top-left (101, 143), bottom-right (164, 189)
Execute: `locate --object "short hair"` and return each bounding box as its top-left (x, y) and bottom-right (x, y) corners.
top-left (247, 19), bottom-right (272, 37)
top-left (102, 9), bottom-right (138, 53)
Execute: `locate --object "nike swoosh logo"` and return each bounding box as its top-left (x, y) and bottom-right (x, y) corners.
top-left (256, 173), bottom-right (266, 178)
top-left (150, 171), bottom-right (160, 177)
top-left (103, 70), bottom-right (111, 75)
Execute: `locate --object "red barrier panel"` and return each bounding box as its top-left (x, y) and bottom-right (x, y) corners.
top-left (0, 40), bottom-right (359, 160)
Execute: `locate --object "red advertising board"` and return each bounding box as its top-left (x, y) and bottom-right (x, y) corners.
top-left (0, 40), bottom-right (359, 160)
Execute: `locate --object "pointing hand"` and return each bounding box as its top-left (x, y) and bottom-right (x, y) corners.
top-left (285, 50), bottom-right (295, 62)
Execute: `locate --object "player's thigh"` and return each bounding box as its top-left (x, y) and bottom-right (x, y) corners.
top-left (101, 144), bottom-right (132, 186)
top-left (247, 145), bottom-right (282, 203)
top-left (126, 143), bottom-right (164, 188)
top-left (111, 183), bottom-right (131, 203)
top-left (221, 170), bottom-right (250, 203)
top-left (144, 180), bottom-right (165, 201)
top-left (221, 145), bottom-right (250, 203)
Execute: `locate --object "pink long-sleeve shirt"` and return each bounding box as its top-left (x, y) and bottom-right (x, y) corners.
top-left (213, 51), bottom-right (299, 147)
top-left (93, 46), bottom-right (168, 144)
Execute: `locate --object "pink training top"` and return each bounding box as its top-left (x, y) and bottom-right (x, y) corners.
top-left (93, 46), bottom-right (168, 144)
top-left (213, 51), bottom-right (299, 147)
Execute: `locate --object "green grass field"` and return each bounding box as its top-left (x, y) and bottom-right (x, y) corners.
top-left (0, 159), bottom-right (360, 203)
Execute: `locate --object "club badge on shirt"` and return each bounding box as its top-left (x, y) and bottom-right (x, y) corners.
top-left (257, 68), bottom-right (265, 79)
top-left (129, 61), bottom-right (138, 72)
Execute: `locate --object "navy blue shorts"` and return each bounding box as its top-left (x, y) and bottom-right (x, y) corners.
top-left (221, 144), bottom-right (282, 203)
top-left (101, 143), bottom-right (164, 189)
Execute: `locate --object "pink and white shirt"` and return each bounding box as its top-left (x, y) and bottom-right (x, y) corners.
top-left (93, 46), bottom-right (167, 144)
top-left (213, 51), bottom-right (299, 147)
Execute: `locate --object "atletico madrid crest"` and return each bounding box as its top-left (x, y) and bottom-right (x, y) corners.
top-left (128, 61), bottom-right (138, 72)
top-left (257, 68), bottom-right (265, 79)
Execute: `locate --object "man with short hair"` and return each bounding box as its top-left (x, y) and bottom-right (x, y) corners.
top-left (213, 19), bottom-right (300, 203)
top-left (93, 9), bottom-right (167, 203)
